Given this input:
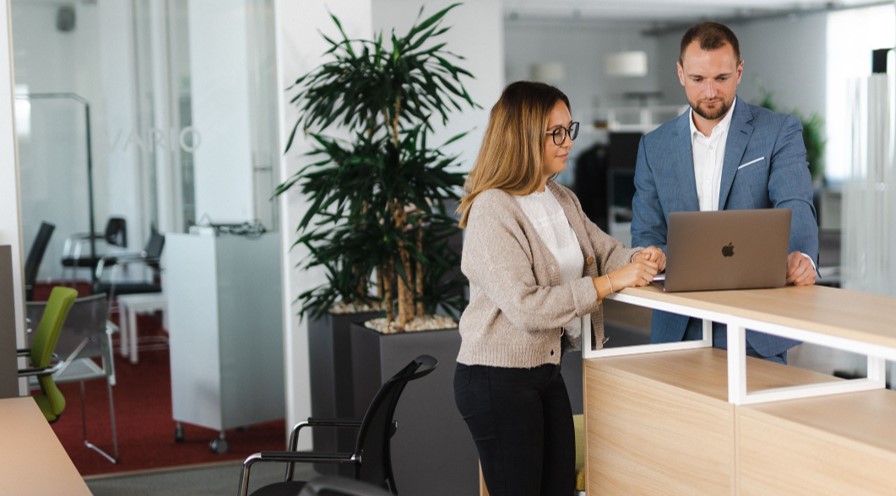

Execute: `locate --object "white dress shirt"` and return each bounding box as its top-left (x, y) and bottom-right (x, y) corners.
top-left (690, 97), bottom-right (737, 211)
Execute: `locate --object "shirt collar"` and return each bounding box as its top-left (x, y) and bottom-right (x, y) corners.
top-left (689, 97), bottom-right (737, 140)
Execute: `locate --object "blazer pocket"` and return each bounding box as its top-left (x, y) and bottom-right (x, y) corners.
top-left (737, 156), bottom-right (766, 170)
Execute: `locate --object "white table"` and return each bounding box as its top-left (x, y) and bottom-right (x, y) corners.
top-left (582, 285), bottom-right (896, 495)
top-left (117, 292), bottom-right (167, 364)
top-left (585, 285), bottom-right (896, 404)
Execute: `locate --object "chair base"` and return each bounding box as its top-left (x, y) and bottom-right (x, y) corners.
top-left (75, 373), bottom-right (119, 464)
top-left (85, 440), bottom-right (118, 464)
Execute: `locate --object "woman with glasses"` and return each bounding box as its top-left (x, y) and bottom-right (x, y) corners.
top-left (454, 81), bottom-right (665, 496)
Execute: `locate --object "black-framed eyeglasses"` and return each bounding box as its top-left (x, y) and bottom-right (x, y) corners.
top-left (546, 121), bottom-right (580, 146)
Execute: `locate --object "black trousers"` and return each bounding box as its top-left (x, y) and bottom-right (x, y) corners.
top-left (454, 363), bottom-right (575, 496)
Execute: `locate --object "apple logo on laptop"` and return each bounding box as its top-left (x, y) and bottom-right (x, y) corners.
top-left (722, 242), bottom-right (735, 257)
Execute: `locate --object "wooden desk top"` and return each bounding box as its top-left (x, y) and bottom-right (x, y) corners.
top-left (617, 284), bottom-right (896, 350)
top-left (0, 397), bottom-right (90, 495)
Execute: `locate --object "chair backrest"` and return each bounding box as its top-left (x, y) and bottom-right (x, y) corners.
top-left (353, 354), bottom-right (438, 492)
top-left (105, 217), bottom-right (127, 248)
top-left (143, 229), bottom-right (165, 260)
top-left (29, 286), bottom-right (78, 416)
top-left (24, 222), bottom-right (55, 300)
top-left (27, 293), bottom-right (111, 368)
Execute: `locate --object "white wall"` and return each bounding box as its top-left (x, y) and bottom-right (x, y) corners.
top-left (505, 19), bottom-right (663, 126)
top-left (189, 0), bottom-right (255, 224)
top-left (735, 14), bottom-right (828, 119)
top-left (12, 0), bottom-right (112, 280)
top-left (0, 0), bottom-right (26, 393)
top-left (275, 0), bottom-right (373, 447)
top-left (372, 0), bottom-right (503, 174)
top-left (648, 15), bottom-right (828, 120)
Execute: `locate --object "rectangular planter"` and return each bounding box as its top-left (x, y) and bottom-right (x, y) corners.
top-left (350, 322), bottom-right (478, 496)
top-left (307, 310), bottom-right (381, 474)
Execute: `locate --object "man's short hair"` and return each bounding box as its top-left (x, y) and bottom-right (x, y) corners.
top-left (679, 21), bottom-right (741, 63)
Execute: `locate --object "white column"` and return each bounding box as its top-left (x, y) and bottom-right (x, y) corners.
top-left (274, 0), bottom-right (373, 447)
top-left (98, 0), bottom-right (144, 248)
top-left (0, 0), bottom-right (25, 394)
top-left (188, 0), bottom-right (254, 224)
top-left (842, 74), bottom-right (895, 296)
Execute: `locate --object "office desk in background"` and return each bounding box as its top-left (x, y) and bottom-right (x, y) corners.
top-left (0, 397), bottom-right (91, 495)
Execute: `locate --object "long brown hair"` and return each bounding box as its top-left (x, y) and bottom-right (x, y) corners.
top-left (458, 81), bottom-right (571, 228)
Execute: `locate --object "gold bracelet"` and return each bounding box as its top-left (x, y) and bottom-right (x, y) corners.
top-left (606, 274), bottom-right (614, 294)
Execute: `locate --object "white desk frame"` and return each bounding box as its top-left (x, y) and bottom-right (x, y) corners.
top-left (585, 285), bottom-right (895, 405)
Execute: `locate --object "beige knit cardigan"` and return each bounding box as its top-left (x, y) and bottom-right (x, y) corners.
top-left (456, 181), bottom-right (640, 368)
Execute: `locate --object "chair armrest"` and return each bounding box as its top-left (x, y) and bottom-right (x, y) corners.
top-left (305, 418), bottom-right (363, 429)
top-left (238, 451), bottom-right (356, 496)
top-left (95, 253), bottom-right (162, 280)
top-left (256, 451), bottom-right (355, 464)
top-left (62, 233), bottom-right (105, 259)
top-left (17, 353), bottom-right (63, 377)
top-left (288, 418), bottom-right (362, 451)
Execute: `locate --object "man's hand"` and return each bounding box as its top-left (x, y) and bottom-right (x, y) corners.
top-left (786, 251), bottom-right (816, 286)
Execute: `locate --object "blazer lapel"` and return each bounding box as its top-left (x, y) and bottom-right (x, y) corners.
top-left (718, 101), bottom-right (754, 209)
top-left (673, 113), bottom-right (700, 211)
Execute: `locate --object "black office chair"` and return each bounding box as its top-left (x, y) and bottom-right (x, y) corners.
top-left (298, 476), bottom-right (394, 496)
top-left (238, 355), bottom-right (438, 496)
top-left (61, 217), bottom-right (127, 281)
top-left (93, 228), bottom-right (165, 297)
top-left (24, 221), bottom-right (55, 301)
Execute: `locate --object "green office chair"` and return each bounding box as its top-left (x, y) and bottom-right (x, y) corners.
top-left (26, 293), bottom-right (119, 462)
top-left (17, 286), bottom-right (78, 422)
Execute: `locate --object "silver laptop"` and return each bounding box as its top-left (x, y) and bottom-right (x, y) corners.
top-left (660, 209), bottom-right (792, 292)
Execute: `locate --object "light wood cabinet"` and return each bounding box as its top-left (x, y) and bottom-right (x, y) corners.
top-left (583, 285), bottom-right (896, 494)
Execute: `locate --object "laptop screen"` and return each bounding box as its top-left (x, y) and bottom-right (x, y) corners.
top-left (661, 209), bottom-right (792, 292)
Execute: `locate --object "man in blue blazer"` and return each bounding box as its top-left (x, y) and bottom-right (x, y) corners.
top-left (631, 21), bottom-right (819, 363)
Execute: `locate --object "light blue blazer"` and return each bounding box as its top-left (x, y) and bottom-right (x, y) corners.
top-left (631, 100), bottom-right (819, 358)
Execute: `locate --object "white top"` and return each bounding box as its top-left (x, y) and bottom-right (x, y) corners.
top-left (516, 187), bottom-right (590, 344)
top-left (690, 97), bottom-right (737, 211)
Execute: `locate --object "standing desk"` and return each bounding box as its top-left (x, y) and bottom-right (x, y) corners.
top-left (583, 285), bottom-right (896, 495)
top-left (0, 397), bottom-right (91, 495)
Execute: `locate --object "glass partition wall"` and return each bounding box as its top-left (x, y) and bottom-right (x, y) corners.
top-left (12, 0), bottom-right (279, 284)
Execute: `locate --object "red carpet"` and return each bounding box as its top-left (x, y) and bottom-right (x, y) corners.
top-left (38, 297), bottom-right (286, 477)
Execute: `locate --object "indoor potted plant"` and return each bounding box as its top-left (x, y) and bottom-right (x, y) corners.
top-left (278, 2), bottom-right (475, 332)
top-left (276, 4), bottom-right (479, 489)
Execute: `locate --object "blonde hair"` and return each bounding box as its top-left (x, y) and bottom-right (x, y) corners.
top-left (458, 81), bottom-right (571, 228)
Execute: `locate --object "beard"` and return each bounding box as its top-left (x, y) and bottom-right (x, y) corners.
top-left (690, 97), bottom-right (732, 121)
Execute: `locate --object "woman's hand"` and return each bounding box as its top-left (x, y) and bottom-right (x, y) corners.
top-left (607, 257), bottom-right (660, 291)
top-left (632, 246), bottom-right (666, 272)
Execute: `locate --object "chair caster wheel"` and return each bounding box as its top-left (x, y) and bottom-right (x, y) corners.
top-left (174, 423), bottom-right (185, 443)
top-left (210, 437), bottom-right (229, 454)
